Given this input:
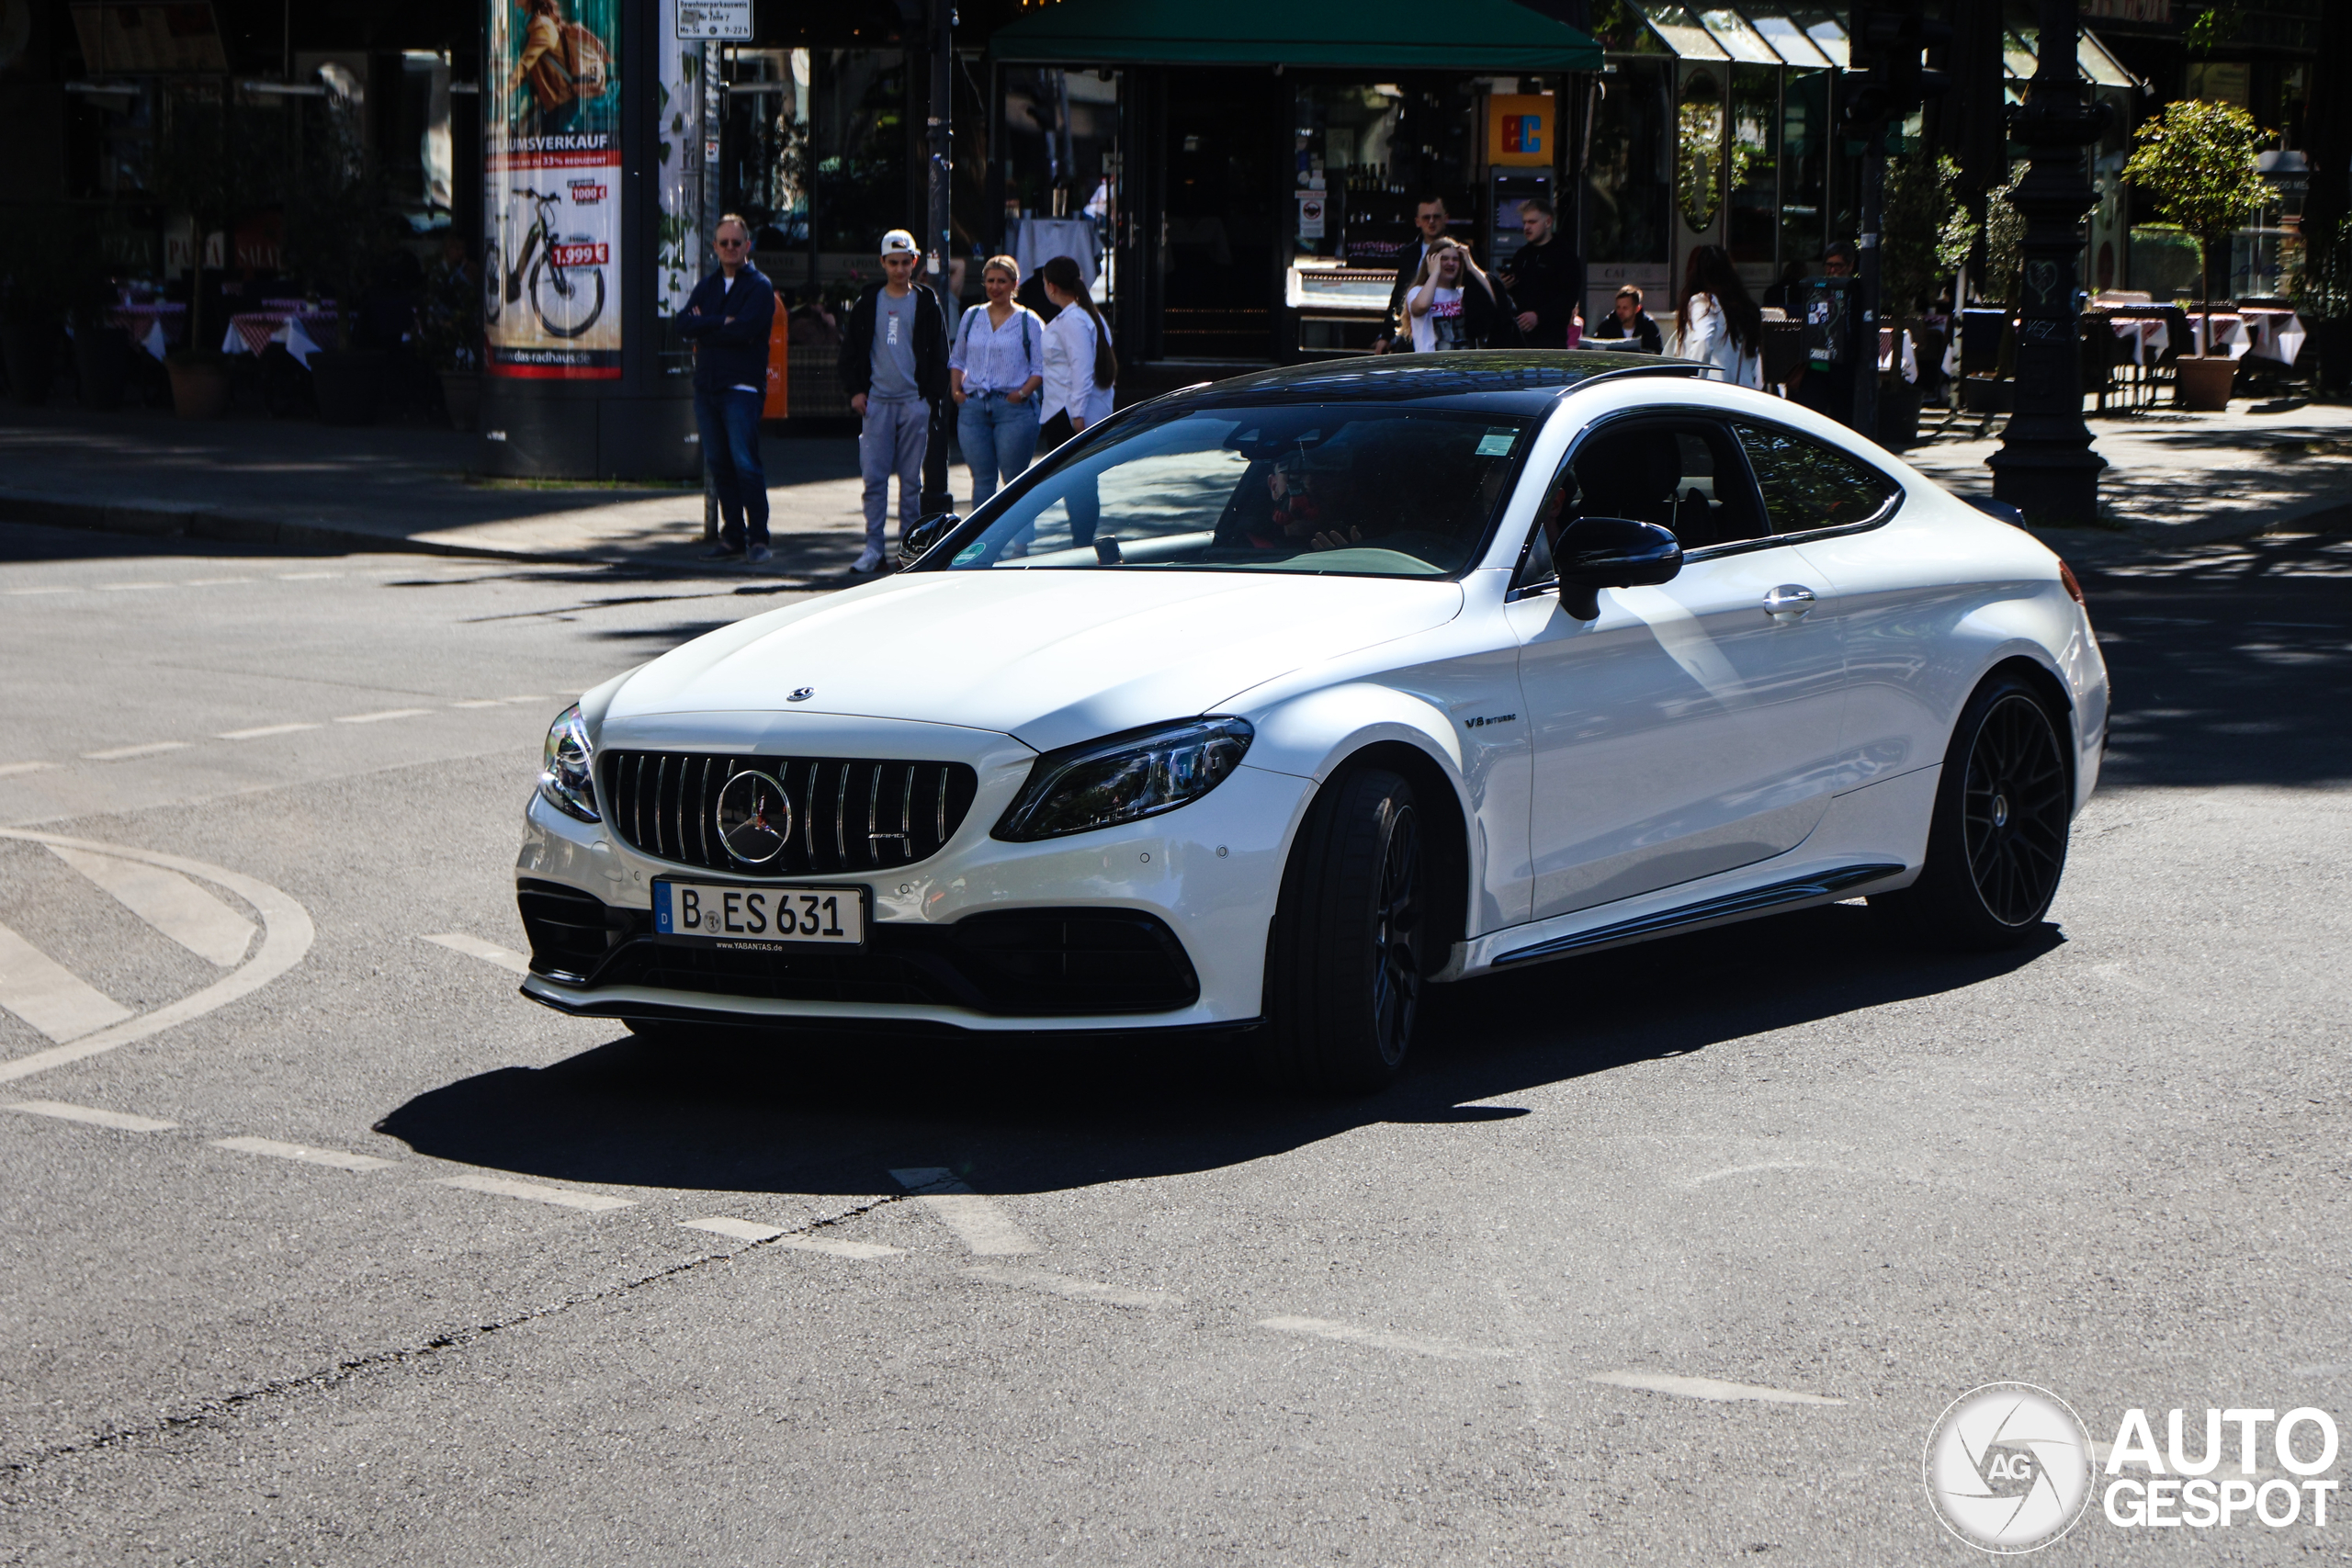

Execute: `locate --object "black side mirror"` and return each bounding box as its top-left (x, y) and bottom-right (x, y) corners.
top-left (899, 512), bottom-right (960, 568)
top-left (1553, 515), bottom-right (1682, 621)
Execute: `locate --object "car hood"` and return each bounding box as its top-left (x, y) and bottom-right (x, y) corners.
top-left (604, 570), bottom-right (1465, 753)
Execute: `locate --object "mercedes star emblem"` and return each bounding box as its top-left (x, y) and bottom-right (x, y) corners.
top-left (713, 769), bottom-right (792, 863)
top-left (788, 687), bottom-right (815, 703)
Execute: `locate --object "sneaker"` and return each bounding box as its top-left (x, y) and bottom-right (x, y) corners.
top-left (701, 544), bottom-right (744, 561)
top-left (851, 547), bottom-right (883, 573)
top-left (747, 544), bottom-right (773, 564)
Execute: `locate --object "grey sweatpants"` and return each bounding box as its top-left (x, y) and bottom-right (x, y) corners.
top-left (858, 396), bottom-right (929, 555)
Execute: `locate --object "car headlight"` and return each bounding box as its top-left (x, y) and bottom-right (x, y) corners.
top-left (995, 717), bottom-right (1253, 841)
top-left (537, 704), bottom-right (600, 823)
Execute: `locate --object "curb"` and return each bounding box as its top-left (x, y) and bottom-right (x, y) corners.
top-left (0, 489), bottom-right (588, 565)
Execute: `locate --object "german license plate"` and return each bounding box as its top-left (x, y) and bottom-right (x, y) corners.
top-left (651, 879), bottom-right (866, 949)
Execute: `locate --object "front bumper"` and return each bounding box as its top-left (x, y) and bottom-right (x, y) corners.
top-left (514, 760), bottom-right (1314, 1032)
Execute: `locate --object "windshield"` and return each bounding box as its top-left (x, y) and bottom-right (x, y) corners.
top-left (935, 403), bottom-right (1535, 578)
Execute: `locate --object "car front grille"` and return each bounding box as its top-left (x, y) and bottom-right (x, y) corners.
top-left (599, 750), bottom-right (979, 876)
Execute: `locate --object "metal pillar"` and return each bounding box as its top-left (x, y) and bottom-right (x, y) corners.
top-left (1986, 0), bottom-right (2108, 525)
top-left (700, 39), bottom-right (723, 541)
top-left (919, 0), bottom-right (956, 516)
top-left (1850, 138), bottom-right (1885, 441)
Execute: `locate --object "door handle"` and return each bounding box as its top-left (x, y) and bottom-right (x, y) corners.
top-left (1762, 584), bottom-right (1818, 621)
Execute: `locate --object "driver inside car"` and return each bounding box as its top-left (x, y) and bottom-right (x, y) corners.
top-left (1247, 447), bottom-right (1369, 553)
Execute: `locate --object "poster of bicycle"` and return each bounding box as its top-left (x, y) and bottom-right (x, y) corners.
top-left (483, 0), bottom-right (623, 378)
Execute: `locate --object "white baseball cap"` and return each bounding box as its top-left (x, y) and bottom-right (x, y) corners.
top-left (879, 230), bottom-right (919, 258)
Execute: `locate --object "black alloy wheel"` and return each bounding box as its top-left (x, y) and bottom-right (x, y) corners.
top-left (1871, 671), bottom-right (2073, 951)
top-left (1262, 765), bottom-right (1427, 1093)
top-left (1962, 694), bottom-right (2072, 926)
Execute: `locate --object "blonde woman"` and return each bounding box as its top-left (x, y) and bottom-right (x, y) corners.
top-left (947, 255), bottom-right (1045, 506)
top-left (1405, 239), bottom-right (1521, 353)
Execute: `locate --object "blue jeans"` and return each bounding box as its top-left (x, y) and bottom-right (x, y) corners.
top-left (956, 391), bottom-right (1040, 507)
top-left (693, 387), bottom-right (768, 548)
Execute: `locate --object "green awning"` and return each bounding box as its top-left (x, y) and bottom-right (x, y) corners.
top-left (989, 0), bottom-right (1605, 72)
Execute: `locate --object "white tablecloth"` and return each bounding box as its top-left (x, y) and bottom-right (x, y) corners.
top-left (2184, 310), bottom-right (2304, 365)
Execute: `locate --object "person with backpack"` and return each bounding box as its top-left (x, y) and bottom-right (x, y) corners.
top-left (840, 229), bottom-right (950, 574)
top-left (947, 254), bottom-right (1045, 508)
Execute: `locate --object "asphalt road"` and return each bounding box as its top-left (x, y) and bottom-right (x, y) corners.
top-left (1, 519), bottom-right (2347, 1564)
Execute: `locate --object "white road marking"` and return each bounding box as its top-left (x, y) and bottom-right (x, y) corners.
top-left (775, 1235), bottom-right (905, 1259)
top-left (6, 1100), bottom-right (177, 1134)
top-left (0, 761), bottom-right (58, 778)
top-left (51, 844), bottom-right (257, 967)
top-left (0, 921), bottom-right (136, 1042)
top-left (334, 708), bottom-right (432, 725)
top-left (682, 1217), bottom-right (786, 1243)
top-left (421, 932), bottom-right (532, 976)
top-left (96, 582), bottom-right (170, 592)
top-left (0, 829), bottom-right (313, 1087)
top-left (889, 1168), bottom-right (1038, 1255)
top-left (1685, 1160), bottom-right (1837, 1188)
top-left (212, 1135), bottom-right (396, 1171)
top-left (1260, 1316), bottom-right (1510, 1361)
top-left (1586, 1371), bottom-right (1845, 1405)
top-left (448, 699), bottom-right (506, 709)
top-left (502, 695), bottom-right (550, 704)
top-left (183, 577), bottom-right (254, 587)
top-left (434, 1174), bottom-right (634, 1213)
top-left (962, 1265), bottom-right (1180, 1308)
top-left (277, 571), bottom-right (340, 580)
top-left (4, 587), bottom-right (75, 596)
top-left (82, 741), bottom-right (192, 761)
top-left (217, 723), bottom-right (321, 740)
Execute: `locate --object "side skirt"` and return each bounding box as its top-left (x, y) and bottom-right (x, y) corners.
top-left (1489, 863), bottom-right (1906, 968)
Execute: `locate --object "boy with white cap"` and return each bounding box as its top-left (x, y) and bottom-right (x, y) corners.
top-left (839, 229), bottom-right (950, 573)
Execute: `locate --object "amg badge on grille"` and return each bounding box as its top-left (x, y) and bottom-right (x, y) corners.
top-left (714, 770), bottom-right (793, 863)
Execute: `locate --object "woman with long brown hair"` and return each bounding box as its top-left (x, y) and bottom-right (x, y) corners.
top-left (1036, 253), bottom-right (1117, 445)
top-left (1672, 244), bottom-right (1763, 388)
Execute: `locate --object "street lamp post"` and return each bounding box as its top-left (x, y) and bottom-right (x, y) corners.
top-left (1985, 0), bottom-right (2109, 525)
top-left (919, 0), bottom-right (956, 517)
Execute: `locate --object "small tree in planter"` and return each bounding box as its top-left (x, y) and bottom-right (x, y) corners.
top-left (277, 90), bottom-right (390, 423)
top-left (2123, 97), bottom-right (2270, 407)
top-left (416, 242), bottom-right (483, 429)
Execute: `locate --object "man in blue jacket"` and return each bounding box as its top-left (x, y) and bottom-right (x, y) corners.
top-left (675, 214), bottom-right (776, 562)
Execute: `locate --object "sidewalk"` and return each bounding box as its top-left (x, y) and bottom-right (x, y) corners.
top-left (4, 392), bottom-right (2348, 571)
top-left (0, 404), bottom-right (874, 580)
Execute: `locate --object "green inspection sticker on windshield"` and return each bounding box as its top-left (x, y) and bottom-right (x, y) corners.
top-left (1476, 429), bottom-right (1519, 457)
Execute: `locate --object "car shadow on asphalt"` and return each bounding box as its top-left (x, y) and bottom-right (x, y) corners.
top-left (374, 904), bottom-right (2063, 1199)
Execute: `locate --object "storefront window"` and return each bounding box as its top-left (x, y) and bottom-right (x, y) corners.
top-left (724, 49), bottom-right (811, 252)
top-left (1778, 67), bottom-right (1827, 272)
top-left (1000, 67), bottom-right (1120, 306)
top-left (1586, 60), bottom-right (1670, 265)
top-left (808, 51), bottom-right (905, 257)
top-left (1676, 67), bottom-right (1724, 233)
top-left (1725, 63), bottom-right (1778, 270)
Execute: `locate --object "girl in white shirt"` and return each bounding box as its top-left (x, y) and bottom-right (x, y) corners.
top-left (1037, 254), bottom-right (1117, 442)
top-left (1672, 243), bottom-right (1764, 389)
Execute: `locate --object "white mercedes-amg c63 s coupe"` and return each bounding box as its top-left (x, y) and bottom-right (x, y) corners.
top-left (514, 352), bottom-right (2107, 1092)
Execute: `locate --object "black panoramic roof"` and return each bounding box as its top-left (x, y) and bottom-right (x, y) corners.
top-left (1178, 351), bottom-right (1700, 416)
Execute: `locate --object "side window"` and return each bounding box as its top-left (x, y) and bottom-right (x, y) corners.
top-left (1562, 418), bottom-right (1769, 550)
top-left (1734, 423), bottom-right (1900, 535)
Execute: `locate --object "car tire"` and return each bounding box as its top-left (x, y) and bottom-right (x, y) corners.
top-left (1261, 765), bottom-right (1426, 1095)
top-left (1871, 671), bottom-right (2073, 951)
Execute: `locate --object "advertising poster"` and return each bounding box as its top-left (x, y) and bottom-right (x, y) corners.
top-left (654, 0), bottom-right (702, 321)
top-left (484, 0), bottom-right (623, 378)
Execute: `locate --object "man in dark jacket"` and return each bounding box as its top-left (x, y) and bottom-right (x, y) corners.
top-left (1589, 284), bottom-right (1664, 353)
top-left (675, 214), bottom-right (777, 561)
top-left (1374, 196), bottom-right (1453, 354)
top-left (840, 229), bottom-right (950, 572)
top-left (1497, 197), bottom-right (1582, 349)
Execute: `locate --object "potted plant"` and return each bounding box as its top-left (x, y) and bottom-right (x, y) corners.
top-left (278, 90), bottom-right (390, 426)
top-left (151, 85), bottom-right (277, 419)
top-left (417, 241), bottom-right (483, 430)
top-left (2123, 98), bottom-right (2271, 411)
